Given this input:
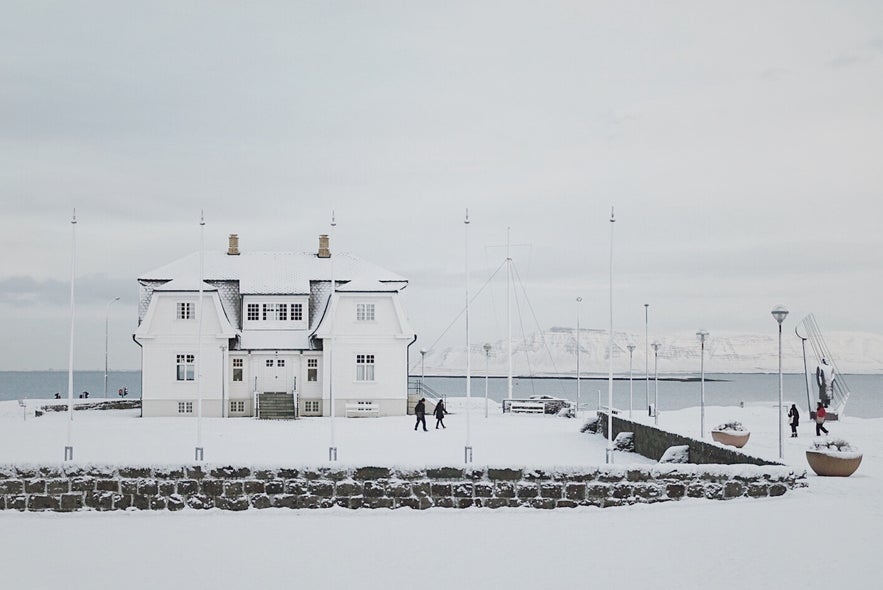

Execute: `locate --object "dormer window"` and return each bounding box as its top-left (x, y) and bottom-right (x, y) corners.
top-left (177, 302), bottom-right (194, 320)
top-left (357, 303), bottom-right (375, 321)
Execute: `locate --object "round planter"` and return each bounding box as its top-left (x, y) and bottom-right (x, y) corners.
top-left (711, 430), bottom-right (750, 448)
top-left (805, 449), bottom-right (863, 477)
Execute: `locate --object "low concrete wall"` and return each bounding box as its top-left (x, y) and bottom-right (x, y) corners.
top-left (598, 412), bottom-right (783, 466)
top-left (0, 463), bottom-right (805, 512)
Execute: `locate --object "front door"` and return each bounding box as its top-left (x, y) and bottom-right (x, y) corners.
top-left (262, 358), bottom-right (290, 394)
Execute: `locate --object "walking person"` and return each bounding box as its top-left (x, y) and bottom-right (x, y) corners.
top-left (815, 402), bottom-right (829, 436)
top-left (788, 403), bottom-right (800, 438)
top-left (414, 398), bottom-right (427, 432)
top-left (434, 398), bottom-right (447, 429)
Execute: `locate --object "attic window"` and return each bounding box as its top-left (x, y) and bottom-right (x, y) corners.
top-left (356, 303), bottom-right (375, 322)
top-left (177, 302), bottom-right (193, 320)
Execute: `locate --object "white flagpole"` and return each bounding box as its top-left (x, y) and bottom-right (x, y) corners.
top-left (64, 209), bottom-right (77, 461)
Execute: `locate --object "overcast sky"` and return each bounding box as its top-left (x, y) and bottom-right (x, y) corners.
top-left (2, 1), bottom-right (882, 371)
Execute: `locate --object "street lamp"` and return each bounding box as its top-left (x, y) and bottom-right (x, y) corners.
top-left (483, 343), bottom-right (491, 418)
top-left (771, 305), bottom-right (789, 460)
top-left (627, 344), bottom-right (636, 420)
top-left (696, 330), bottom-right (709, 438)
top-left (644, 304), bottom-right (650, 414)
top-left (104, 296), bottom-right (120, 398)
top-left (576, 296), bottom-right (582, 418)
top-left (651, 341), bottom-right (661, 426)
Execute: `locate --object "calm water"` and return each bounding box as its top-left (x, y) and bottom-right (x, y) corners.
top-left (2, 371), bottom-right (882, 419)
top-left (421, 373), bottom-right (883, 419)
top-left (0, 371), bottom-right (141, 401)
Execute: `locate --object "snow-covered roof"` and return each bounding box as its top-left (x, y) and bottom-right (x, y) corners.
top-left (152, 278), bottom-right (218, 292)
top-left (139, 251), bottom-right (408, 294)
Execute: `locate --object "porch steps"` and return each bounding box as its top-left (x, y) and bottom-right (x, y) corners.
top-left (257, 393), bottom-right (297, 420)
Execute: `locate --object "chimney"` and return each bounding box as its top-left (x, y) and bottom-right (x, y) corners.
top-left (317, 234), bottom-right (330, 258)
top-left (227, 234), bottom-right (240, 256)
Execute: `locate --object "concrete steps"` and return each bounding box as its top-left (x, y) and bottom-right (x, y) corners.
top-left (257, 393), bottom-right (296, 420)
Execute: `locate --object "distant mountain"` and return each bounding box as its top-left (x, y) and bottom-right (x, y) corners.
top-left (418, 327), bottom-right (883, 376)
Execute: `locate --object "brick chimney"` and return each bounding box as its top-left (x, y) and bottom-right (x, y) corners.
top-left (318, 234), bottom-right (330, 258)
top-left (227, 234), bottom-right (240, 255)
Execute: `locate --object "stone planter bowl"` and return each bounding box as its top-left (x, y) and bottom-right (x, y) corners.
top-left (805, 449), bottom-right (863, 477)
top-left (711, 430), bottom-right (750, 448)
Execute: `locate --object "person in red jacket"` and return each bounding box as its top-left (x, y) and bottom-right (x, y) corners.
top-left (815, 402), bottom-right (829, 436)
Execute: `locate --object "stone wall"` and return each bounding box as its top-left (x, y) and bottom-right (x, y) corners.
top-left (598, 412), bottom-right (783, 466)
top-left (0, 463), bottom-right (805, 512)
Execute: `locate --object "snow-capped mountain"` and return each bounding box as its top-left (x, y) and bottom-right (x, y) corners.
top-left (417, 328), bottom-right (883, 375)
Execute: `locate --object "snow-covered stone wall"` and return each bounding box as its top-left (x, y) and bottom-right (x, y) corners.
top-left (0, 462), bottom-right (805, 512)
top-left (598, 411), bottom-right (787, 466)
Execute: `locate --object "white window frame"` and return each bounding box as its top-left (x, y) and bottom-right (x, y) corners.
top-left (178, 401), bottom-right (193, 413)
top-left (307, 358), bottom-right (318, 382)
top-left (230, 400), bottom-right (245, 413)
top-left (292, 303), bottom-right (303, 321)
top-left (232, 358), bottom-right (243, 382)
top-left (176, 354), bottom-right (195, 381)
top-left (176, 302), bottom-right (194, 320)
top-left (246, 303), bottom-right (260, 321)
top-left (355, 353), bottom-right (375, 382)
top-left (356, 303), bottom-right (375, 322)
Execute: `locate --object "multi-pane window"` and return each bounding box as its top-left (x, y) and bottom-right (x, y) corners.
top-left (230, 400), bottom-right (245, 413)
top-left (232, 358), bottom-right (243, 382)
top-left (176, 354), bottom-right (195, 381)
top-left (277, 359), bottom-right (285, 367)
top-left (307, 358), bottom-right (318, 382)
top-left (176, 302), bottom-right (193, 320)
top-left (355, 354), bottom-right (375, 381)
top-left (292, 303), bottom-right (303, 321)
top-left (177, 401), bottom-right (193, 413)
top-left (356, 303), bottom-right (375, 321)
top-left (304, 400), bottom-right (320, 414)
top-left (247, 304), bottom-right (260, 321)
top-left (278, 304), bottom-right (288, 321)
top-left (266, 359), bottom-right (274, 367)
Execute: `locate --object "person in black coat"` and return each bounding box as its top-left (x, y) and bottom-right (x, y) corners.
top-left (788, 404), bottom-right (800, 437)
top-left (414, 398), bottom-right (427, 432)
top-left (434, 399), bottom-right (447, 429)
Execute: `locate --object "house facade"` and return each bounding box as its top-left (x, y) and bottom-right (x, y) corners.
top-left (134, 234), bottom-right (416, 418)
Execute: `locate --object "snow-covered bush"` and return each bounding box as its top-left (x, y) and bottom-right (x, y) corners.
top-left (714, 421), bottom-right (746, 432)
top-left (613, 432), bottom-right (634, 452)
top-left (659, 445), bottom-right (690, 464)
top-left (580, 416), bottom-right (600, 433)
top-left (811, 438), bottom-right (857, 453)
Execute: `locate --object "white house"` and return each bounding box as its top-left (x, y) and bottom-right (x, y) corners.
top-left (134, 234), bottom-right (417, 418)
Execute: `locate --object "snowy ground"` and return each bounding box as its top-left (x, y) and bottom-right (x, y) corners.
top-left (0, 397), bottom-right (878, 589)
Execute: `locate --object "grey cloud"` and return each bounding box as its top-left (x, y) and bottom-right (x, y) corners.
top-left (0, 274), bottom-right (134, 308)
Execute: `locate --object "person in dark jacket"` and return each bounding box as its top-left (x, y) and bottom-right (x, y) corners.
top-left (434, 399), bottom-right (447, 429)
top-left (815, 402), bottom-right (829, 436)
top-left (414, 398), bottom-right (427, 431)
top-left (788, 404), bottom-right (800, 437)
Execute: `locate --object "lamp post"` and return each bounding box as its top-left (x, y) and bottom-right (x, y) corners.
top-left (651, 342), bottom-right (661, 426)
top-left (644, 303), bottom-right (650, 414)
top-left (696, 330), bottom-right (709, 438)
top-left (483, 343), bottom-right (491, 418)
top-left (771, 305), bottom-right (789, 460)
top-left (627, 344), bottom-right (636, 420)
top-left (104, 296), bottom-right (120, 398)
top-left (576, 296), bottom-right (582, 418)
